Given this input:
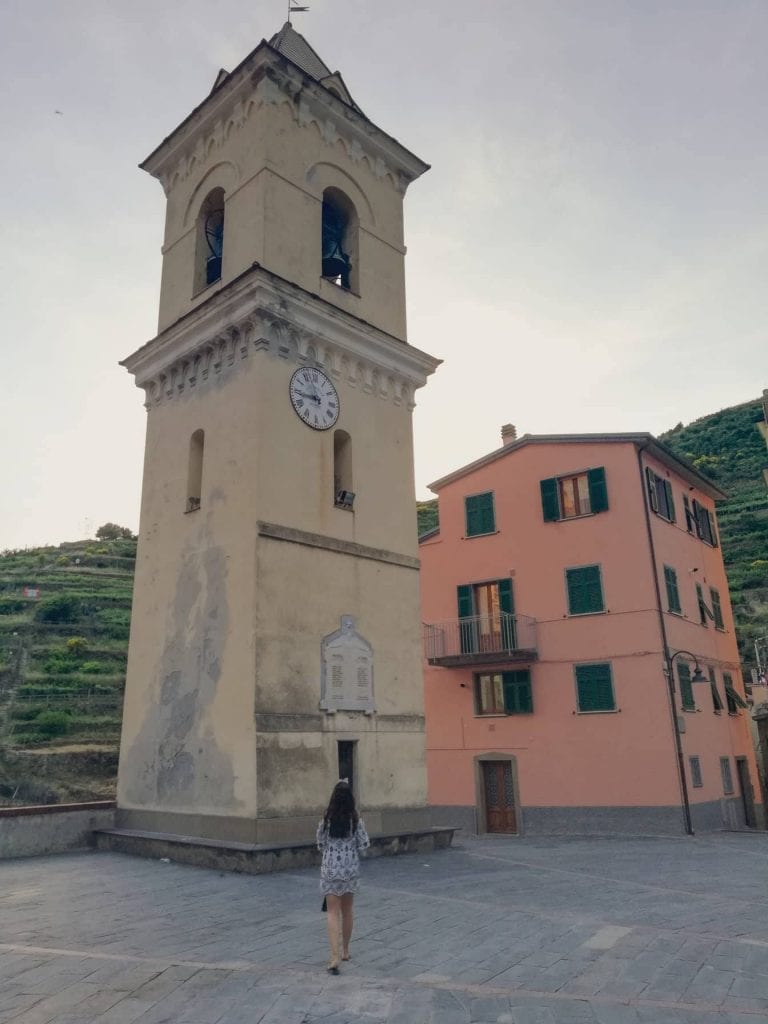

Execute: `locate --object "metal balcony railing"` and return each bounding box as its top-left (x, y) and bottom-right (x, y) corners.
top-left (423, 612), bottom-right (537, 667)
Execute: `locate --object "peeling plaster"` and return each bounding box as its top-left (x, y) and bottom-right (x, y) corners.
top-left (121, 540), bottom-right (240, 813)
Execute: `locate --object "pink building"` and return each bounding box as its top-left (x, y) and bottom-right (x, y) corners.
top-left (420, 430), bottom-right (760, 836)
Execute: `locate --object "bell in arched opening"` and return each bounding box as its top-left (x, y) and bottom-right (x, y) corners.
top-left (321, 200), bottom-right (351, 289)
top-left (205, 208), bottom-right (224, 285)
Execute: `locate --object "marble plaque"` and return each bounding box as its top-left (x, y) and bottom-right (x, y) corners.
top-left (320, 615), bottom-right (375, 713)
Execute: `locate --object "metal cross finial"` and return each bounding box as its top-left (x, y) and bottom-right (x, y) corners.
top-left (288, 1), bottom-right (309, 23)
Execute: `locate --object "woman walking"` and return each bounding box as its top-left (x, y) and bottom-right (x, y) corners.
top-left (317, 780), bottom-right (370, 974)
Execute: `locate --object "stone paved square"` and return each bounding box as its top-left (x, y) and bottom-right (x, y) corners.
top-left (1, 833), bottom-right (767, 1023)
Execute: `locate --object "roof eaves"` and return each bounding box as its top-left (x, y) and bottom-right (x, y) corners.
top-left (428, 432), bottom-right (726, 501)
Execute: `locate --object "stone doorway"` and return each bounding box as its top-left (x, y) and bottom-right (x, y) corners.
top-left (481, 759), bottom-right (518, 834)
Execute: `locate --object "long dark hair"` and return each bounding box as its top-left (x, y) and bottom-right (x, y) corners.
top-left (323, 780), bottom-right (358, 838)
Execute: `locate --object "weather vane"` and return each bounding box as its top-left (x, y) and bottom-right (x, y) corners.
top-left (288, 1), bottom-right (309, 23)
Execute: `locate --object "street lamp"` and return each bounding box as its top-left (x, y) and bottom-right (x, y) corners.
top-left (665, 648), bottom-right (708, 836)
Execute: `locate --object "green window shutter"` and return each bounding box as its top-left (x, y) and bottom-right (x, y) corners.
top-left (503, 670), bottom-right (533, 714)
top-left (646, 467), bottom-right (659, 512)
top-left (575, 663), bottom-right (615, 712)
top-left (587, 467), bottom-right (609, 513)
top-left (696, 583), bottom-right (707, 625)
top-left (465, 492), bottom-right (495, 536)
top-left (678, 662), bottom-right (695, 710)
top-left (707, 509), bottom-right (718, 547)
top-left (540, 478), bottom-right (560, 522)
top-left (709, 668), bottom-right (724, 712)
top-left (457, 585), bottom-right (474, 619)
top-left (683, 495), bottom-right (695, 533)
top-left (711, 588), bottom-right (724, 630)
top-left (664, 565), bottom-right (681, 614)
top-left (498, 578), bottom-right (514, 614)
top-left (566, 565), bottom-right (604, 614)
top-left (664, 481), bottom-right (676, 523)
top-left (723, 674), bottom-right (747, 712)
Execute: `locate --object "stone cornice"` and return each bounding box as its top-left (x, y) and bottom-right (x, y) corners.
top-left (140, 42), bottom-right (429, 197)
top-left (120, 265), bottom-right (441, 412)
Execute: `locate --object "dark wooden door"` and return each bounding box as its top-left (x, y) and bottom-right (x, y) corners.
top-left (735, 757), bottom-right (757, 828)
top-left (338, 741), bottom-right (355, 793)
top-left (483, 760), bottom-right (517, 833)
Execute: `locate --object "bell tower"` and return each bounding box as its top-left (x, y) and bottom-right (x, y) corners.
top-left (117, 24), bottom-right (440, 843)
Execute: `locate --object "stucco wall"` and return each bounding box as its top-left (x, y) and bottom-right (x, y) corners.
top-left (421, 439), bottom-right (759, 832)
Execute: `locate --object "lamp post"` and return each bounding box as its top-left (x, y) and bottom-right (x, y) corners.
top-left (665, 649), bottom-right (708, 836)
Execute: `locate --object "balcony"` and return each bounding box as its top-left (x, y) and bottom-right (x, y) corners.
top-left (423, 613), bottom-right (537, 668)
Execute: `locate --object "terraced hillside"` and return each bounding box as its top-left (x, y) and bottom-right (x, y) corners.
top-left (0, 537), bottom-right (134, 806)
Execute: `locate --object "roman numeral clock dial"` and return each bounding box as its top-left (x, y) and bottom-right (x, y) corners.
top-left (289, 367), bottom-right (340, 430)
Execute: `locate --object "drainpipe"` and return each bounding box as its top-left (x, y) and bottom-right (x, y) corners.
top-left (636, 444), bottom-right (694, 836)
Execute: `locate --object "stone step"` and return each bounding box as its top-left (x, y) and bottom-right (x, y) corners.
top-left (94, 824), bottom-right (456, 874)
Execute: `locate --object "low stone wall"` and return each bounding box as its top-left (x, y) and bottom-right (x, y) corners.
top-left (95, 825), bottom-right (455, 874)
top-left (0, 801), bottom-right (116, 859)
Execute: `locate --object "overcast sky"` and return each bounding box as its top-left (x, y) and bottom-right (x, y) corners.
top-left (1, 0), bottom-right (766, 550)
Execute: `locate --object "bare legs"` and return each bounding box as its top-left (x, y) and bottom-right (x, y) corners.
top-left (325, 894), bottom-right (342, 969)
top-left (341, 893), bottom-right (354, 959)
top-left (325, 893), bottom-right (355, 970)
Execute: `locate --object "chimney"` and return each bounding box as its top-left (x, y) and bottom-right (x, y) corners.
top-left (501, 423), bottom-right (517, 446)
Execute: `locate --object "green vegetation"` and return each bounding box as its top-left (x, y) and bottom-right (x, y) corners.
top-left (417, 499), bottom-right (439, 537)
top-left (660, 399), bottom-right (768, 670)
top-left (0, 529), bottom-right (133, 806)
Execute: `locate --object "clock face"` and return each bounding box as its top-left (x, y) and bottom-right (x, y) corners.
top-left (289, 367), bottom-right (340, 431)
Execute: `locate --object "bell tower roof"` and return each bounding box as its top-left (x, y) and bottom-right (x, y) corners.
top-left (140, 23), bottom-right (423, 187)
top-left (269, 22), bottom-right (362, 111)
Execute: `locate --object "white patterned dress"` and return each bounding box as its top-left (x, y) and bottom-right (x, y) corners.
top-left (317, 818), bottom-right (370, 896)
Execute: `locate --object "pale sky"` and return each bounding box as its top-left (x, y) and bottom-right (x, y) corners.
top-left (1, 1), bottom-right (766, 550)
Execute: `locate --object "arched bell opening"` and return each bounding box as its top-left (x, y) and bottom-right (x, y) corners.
top-left (194, 188), bottom-right (225, 293)
top-left (321, 188), bottom-right (358, 292)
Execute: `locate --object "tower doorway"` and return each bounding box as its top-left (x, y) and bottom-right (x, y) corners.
top-left (338, 740), bottom-right (356, 794)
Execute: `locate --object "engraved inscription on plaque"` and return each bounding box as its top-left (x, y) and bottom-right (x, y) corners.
top-left (320, 615), bottom-right (375, 713)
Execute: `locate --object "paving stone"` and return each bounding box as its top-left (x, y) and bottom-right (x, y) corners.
top-left (1, 835), bottom-right (768, 1023)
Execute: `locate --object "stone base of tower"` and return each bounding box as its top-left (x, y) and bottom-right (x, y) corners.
top-left (95, 822), bottom-right (456, 875)
top-left (114, 804), bottom-right (436, 845)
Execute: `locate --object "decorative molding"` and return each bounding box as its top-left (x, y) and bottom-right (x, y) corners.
top-left (121, 266), bottom-right (439, 413)
top-left (257, 521), bottom-right (420, 570)
top-left (144, 47), bottom-right (428, 199)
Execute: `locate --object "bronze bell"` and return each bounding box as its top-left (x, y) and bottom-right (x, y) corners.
top-left (322, 202), bottom-right (351, 288)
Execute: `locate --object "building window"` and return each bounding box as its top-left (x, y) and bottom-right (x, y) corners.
top-left (720, 757), bottom-right (734, 795)
top-left (321, 188), bottom-right (358, 291)
top-left (710, 587), bottom-right (725, 630)
top-left (566, 565), bottom-right (604, 615)
top-left (677, 661), bottom-right (695, 711)
top-left (696, 583), bottom-right (712, 626)
top-left (683, 494), bottom-right (695, 533)
top-left (663, 565), bottom-right (682, 614)
top-left (333, 430), bottom-right (354, 509)
top-left (692, 498), bottom-right (718, 547)
top-left (465, 492), bottom-right (495, 537)
top-left (475, 671), bottom-right (532, 715)
top-left (540, 467), bottom-right (608, 521)
top-left (575, 662), bottom-right (615, 712)
top-left (646, 467), bottom-right (676, 522)
top-left (723, 673), bottom-right (747, 715)
top-left (457, 579), bottom-right (515, 653)
top-left (195, 188), bottom-right (225, 292)
top-left (689, 756), bottom-right (703, 788)
top-left (709, 667), bottom-right (724, 713)
top-left (186, 430), bottom-right (204, 513)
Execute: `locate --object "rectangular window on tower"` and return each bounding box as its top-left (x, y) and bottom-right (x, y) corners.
top-left (645, 467), bottom-right (676, 522)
